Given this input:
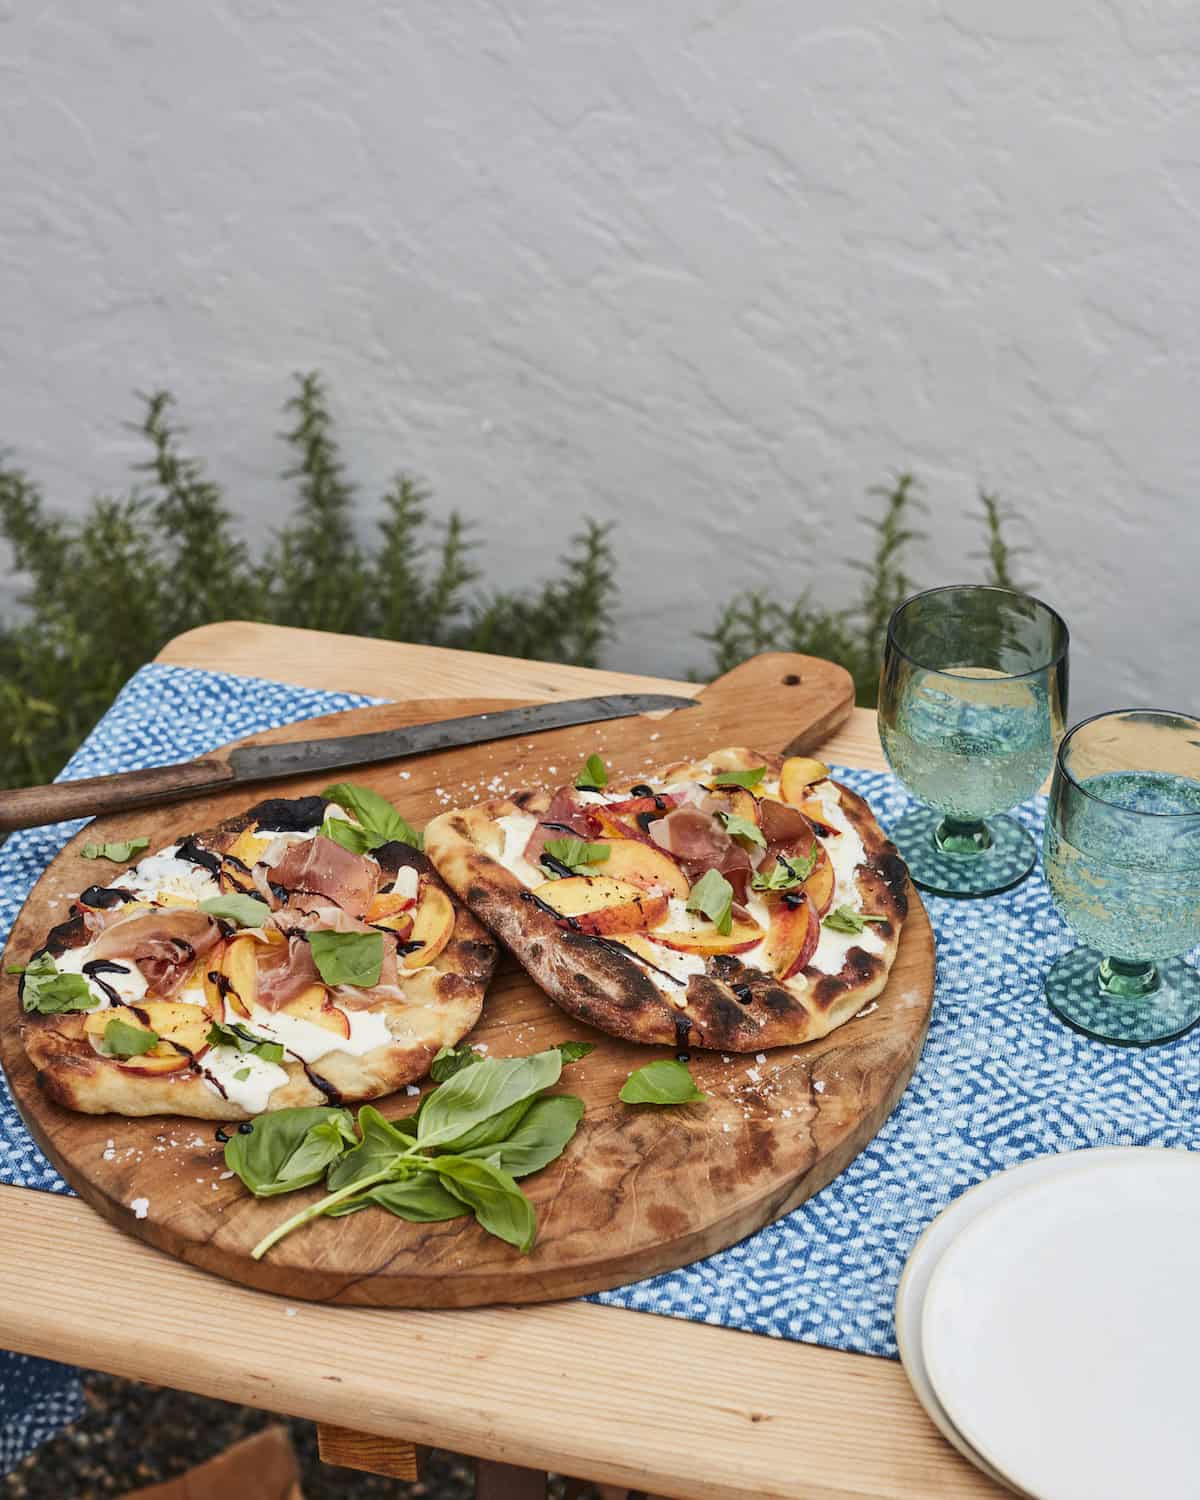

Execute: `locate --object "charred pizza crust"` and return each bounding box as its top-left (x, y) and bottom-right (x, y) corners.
top-left (424, 747), bottom-right (908, 1052)
top-left (17, 795), bottom-right (497, 1119)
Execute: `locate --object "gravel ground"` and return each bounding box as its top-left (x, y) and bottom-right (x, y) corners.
top-left (1, 1373), bottom-right (588, 1498)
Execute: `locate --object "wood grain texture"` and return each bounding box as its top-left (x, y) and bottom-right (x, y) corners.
top-left (0, 633), bottom-right (1000, 1497)
top-left (0, 653), bottom-right (934, 1309)
top-left (316, 1425), bottom-right (422, 1480)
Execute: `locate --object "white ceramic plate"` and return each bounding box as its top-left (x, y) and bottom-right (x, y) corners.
top-left (920, 1148), bottom-right (1200, 1500)
top-left (895, 1149), bottom-right (1136, 1494)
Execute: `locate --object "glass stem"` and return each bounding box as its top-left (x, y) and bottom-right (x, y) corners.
top-left (1097, 956), bottom-right (1160, 998)
top-left (933, 816), bottom-right (994, 857)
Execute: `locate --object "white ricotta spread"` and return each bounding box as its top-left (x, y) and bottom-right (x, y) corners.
top-left (238, 999), bottom-right (390, 1063)
top-left (202, 1045), bottom-right (289, 1114)
top-left (388, 866), bottom-right (419, 905)
top-left (113, 846), bottom-right (222, 903)
top-left (494, 812), bottom-right (543, 885)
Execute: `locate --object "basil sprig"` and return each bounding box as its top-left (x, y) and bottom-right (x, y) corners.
top-left (319, 816), bottom-right (370, 854)
top-left (19, 953), bottom-right (99, 1015)
top-left (711, 767), bottom-right (766, 790)
top-left (232, 1047), bottom-right (587, 1259)
top-left (307, 929), bottom-right (384, 988)
top-left (199, 894), bottom-right (271, 928)
top-left (430, 1039), bottom-right (594, 1084)
top-left (717, 811), bottom-right (765, 849)
top-left (541, 837), bottom-right (611, 876)
top-left (619, 1059), bottom-right (706, 1106)
top-left (686, 869), bottom-right (734, 936)
top-left (823, 906), bottom-right (888, 935)
top-left (322, 782), bottom-right (423, 852)
top-left (81, 837), bottom-right (149, 863)
top-left (206, 1021), bottom-right (285, 1064)
top-left (574, 754), bottom-right (608, 791)
top-left (751, 848), bottom-right (819, 892)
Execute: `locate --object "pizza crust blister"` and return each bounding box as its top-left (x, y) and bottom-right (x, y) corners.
top-left (423, 746), bottom-right (909, 1053)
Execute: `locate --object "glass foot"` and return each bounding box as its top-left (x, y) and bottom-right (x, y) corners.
top-left (1045, 947), bottom-right (1200, 1046)
top-left (888, 807), bottom-right (1036, 898)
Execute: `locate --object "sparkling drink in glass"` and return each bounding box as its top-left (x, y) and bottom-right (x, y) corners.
top-left (1043, 709), bottom-right (1200, 1046)
top-left (878, 585), bottom-right (1069, 897)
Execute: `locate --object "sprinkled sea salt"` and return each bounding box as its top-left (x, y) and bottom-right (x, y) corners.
top-left (813, 1080), bottom-right (826, 1094)
top-left (405, 1084), bottom-right (420, 1096)
top-left (130, 1197), bottom-right (149, 1219)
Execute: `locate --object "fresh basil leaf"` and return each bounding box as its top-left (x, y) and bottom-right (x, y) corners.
top-left (822, 905), bottom-right (888, 935)
top-left (325, 1172), bottom-right (467, 1222)
top-left (439, 1095), bottom-right (538, 1155)
top-left (233, 1067), bottom-right (251, 1082)
top-left (542, 838), bottom-right (611, 875)
top-left (102, 1017), bottom-right (159, 1057)
top-left (717, 811), bottom-right (766, 849)
top-left (5, 963), bottom-right (25, 975)
top-left (322, 782), bottom-right (423, 851)
top-left (574, 754), bottom-right (608, 791)
top-left (711, 767), bottom-right (766, 790)
top-left (206, 1021), bottom-right (285, 1063)
top-left (431, 1156), bottom-right (538, 1253)
top-left (555, 1041), bottom-right (595, 1064)
top-left (81, 837), bottom-right (150, 863)
top-left (619, 1059), bottom-right (707, 1106)
top-left (199, 894), bottom-right (271, 928)
top-left (224, 1105), bottom-right (357, 1197)
top-left (750, 848), bottom-right (819, 893)
top-left (308, 930), bottom-right (383, 988)
top-left (416, 1049), bottom-right (564, 1150)
top-left (459, 1093), bottom-right (585, 1178)
top-left (685, 869), bottom-right (734, 937)
top-left (325, 1105), bottom-right (416, 1192)
top-left (319, 816), bottom-right (371, 855)
top-left (19, 952), bottom-right (99, 1015)
top-left (429, 1043), bottom-right (485, 1083)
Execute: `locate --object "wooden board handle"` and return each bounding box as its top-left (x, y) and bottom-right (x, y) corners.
top-left (0, 758), bottom-right (236, 834)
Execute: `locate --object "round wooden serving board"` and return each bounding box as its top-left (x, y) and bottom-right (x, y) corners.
top-left (1, 654), bottom-right (934, 1307)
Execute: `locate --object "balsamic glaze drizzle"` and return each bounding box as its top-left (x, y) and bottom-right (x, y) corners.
top-left (214, 1127), bottom-right (231, 1143)
top-left (79, 885), bottom-right (136, 909)
top-left (732, 983), bottom-right (754, 1005)
top-left (519, 890), bottom-right (687, 986)
top-left (82, 959), bottom-right (131, 1008)
top-left (539, 853), bottom-right (576, 880)
top-left (540, 821), bottom-right (581, 835)
top-left (629, 784), bottom-right (655, 798)
top-left (674, 1012), bottom-right (693, 1062)
top-left (175, 837), bottom-right (222, 876)
top-left (237, 1121), bottom-right (254, 1134)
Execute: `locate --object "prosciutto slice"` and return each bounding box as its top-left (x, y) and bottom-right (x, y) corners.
top-left (91, 909), bottom-right (222, 999)
top-left (523, 788), bottom-right (600, 867)
top-left (649, 806), bottom-right (754, 902)
top-left (255, 936), bottom-right (323, 1011)
top-left (267, 834), bottom-right (379, 919)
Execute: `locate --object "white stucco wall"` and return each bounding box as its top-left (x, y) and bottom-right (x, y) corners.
top-left (3, 1), bottom-right (1198, 714)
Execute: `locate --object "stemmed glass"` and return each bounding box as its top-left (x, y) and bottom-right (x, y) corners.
top-left (1043, 709), bottom-right (1200, 1046)
top-left (878, 585), bottom-right (1069, 898)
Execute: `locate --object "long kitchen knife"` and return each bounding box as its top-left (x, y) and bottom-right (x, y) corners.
top-left (0, 693), bottom-right (697, 834)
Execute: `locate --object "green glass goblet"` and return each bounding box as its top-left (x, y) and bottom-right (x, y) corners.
top-left (878, 584), bottom-right (1069, 897)
top-left (1043, 709), bottom-right (1200, 1046)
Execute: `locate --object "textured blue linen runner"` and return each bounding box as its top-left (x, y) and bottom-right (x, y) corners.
top-left (2, 663), bottom-right (1199, 1465)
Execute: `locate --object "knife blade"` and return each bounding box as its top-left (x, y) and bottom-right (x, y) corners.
top-left (0, 693), bottom-right (698, 834)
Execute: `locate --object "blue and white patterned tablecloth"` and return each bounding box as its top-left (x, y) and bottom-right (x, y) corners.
top-left (3, 662), bottom-right (1200, 1466)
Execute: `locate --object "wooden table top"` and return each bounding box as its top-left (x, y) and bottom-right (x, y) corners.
top-left (0, 621), bottom-right (1003, 1500)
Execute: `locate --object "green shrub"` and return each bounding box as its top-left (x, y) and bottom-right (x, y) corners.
top-left (0, 375), bottom-right (1025, 790)
top-left (699, 474), bottom-right (1026, 705)
top-left (0, 374), bottom-right (616, 788)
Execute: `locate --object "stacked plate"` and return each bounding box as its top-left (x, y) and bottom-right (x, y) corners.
top-left (896, 1147), bottom-right (1200, 1499)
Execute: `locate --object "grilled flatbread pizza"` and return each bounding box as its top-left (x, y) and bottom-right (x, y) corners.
top-left (13, 787), bottom-right (497, 1119)
top-left (424, 748), bottom-right (908, 1052)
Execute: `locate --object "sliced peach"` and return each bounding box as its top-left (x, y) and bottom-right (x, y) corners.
top-left (220, 935), bottom-right (259, 1015)
top-left (374, 910), bottom-right (415, 940)
top-left (281, 984), bottom-right (351, 1039)
top-left (402, 884), bottom-right (455, 970)
top-left (366, 889), bottom-right (417, 923)
top-left (590, 807), bottom-right (647, 844)
top-left (85, 1001), bottom-right (211, 1073)
top-left (530, 876), bottom-right (668, 936)
top-left (780, 757), bottom-right (831, 806)
top-left (761, 893), bottom-right (820, 980)
top-left (804, 844), bottom-right (836, 917)
top-left (225, 829), bottom-right (274, 867)
top-left (725, 787), bottom-right (762, 826)
top-left (598, 840), bottom-right (689, 898)
top-left (652, 918), bottom-right (764, 956)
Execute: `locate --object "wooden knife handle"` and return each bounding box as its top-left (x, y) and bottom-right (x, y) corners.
top-left (0, 758), bottom-right (237, 834)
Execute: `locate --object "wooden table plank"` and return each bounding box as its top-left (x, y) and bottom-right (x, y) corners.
top-left (0, 623), bottom-right (1001, 1499)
